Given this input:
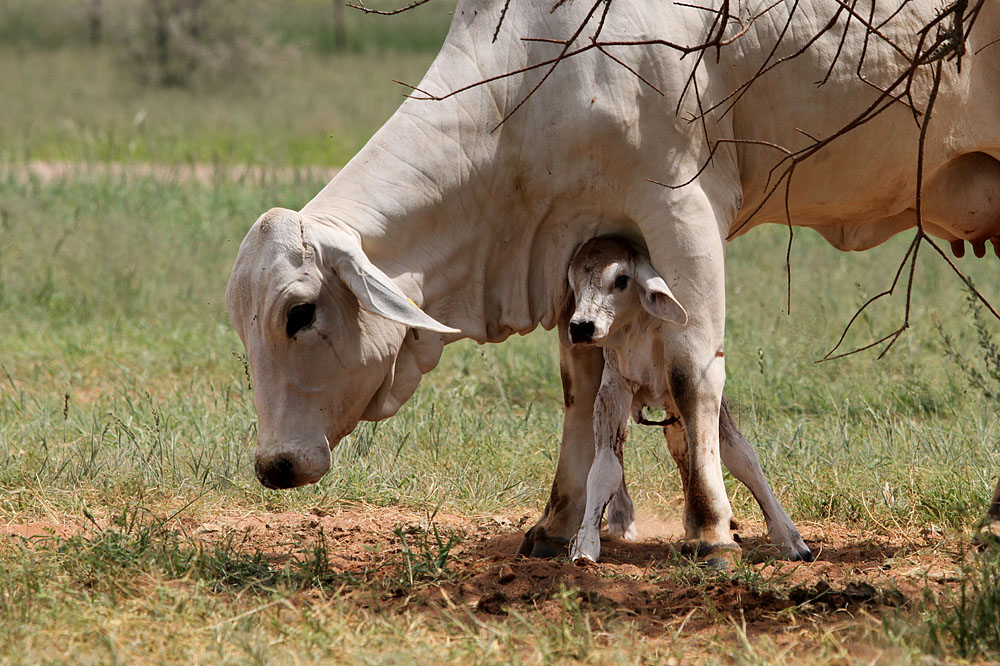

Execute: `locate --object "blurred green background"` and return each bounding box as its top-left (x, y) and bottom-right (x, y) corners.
top-left (0, 0), bottom-right (457, 166)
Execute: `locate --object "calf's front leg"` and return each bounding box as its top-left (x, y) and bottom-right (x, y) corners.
top-left (570, 365), bottom-right (631, 562)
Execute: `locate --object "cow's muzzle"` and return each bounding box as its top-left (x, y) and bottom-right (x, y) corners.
top-left (253, 438), bottom-right (331, 489)
top-left (255, 456), bottom-right (300, 489)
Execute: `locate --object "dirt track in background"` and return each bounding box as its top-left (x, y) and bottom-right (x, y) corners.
top-left (4, 160), bottom-right (340, 184)
top-left (3, 504), bottom-right (965, 640)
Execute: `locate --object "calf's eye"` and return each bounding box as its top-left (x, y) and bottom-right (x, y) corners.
top-left (286, 303), bottom-right (316, 338)
top-left (614, 275), bottom-right (630, 291)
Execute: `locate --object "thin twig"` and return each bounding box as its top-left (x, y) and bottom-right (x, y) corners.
top-left (347, 0), bottom-right (432, 15)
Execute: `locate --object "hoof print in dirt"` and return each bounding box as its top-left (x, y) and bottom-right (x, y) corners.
top-left (681, 542), bottom-right (742, 570)
top-left (476, 592), bottom-right (509, 615)
top-left (789, 579), bottom-right (905, 609)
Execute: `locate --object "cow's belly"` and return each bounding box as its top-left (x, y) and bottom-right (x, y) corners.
top-left (774, 151), bottom-right (1000, 253)
top-left (727, 1), bottom-right (1000, 251)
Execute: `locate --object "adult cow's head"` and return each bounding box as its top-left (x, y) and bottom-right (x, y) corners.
top-left (226, 208), bottom-right (458, 489)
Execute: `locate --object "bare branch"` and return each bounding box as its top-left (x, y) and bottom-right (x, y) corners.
top-left (493, 0), bottom-right (512, 43)
top-left (388, 0), bottom-right (996, 358)
top-left (347, 0), bottom-right (432, 15)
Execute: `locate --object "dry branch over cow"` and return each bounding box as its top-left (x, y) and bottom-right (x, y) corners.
top-left (227, 0), bottom-right (1000, 564)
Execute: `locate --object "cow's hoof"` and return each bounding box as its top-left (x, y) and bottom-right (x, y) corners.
top-left (786, 544), bottom-right (815, 562)
top-left (530, 536), bottom-right (569, 558)
top-left (607, 519), bottom-right (637, 542)
top-left (770, 525), bottom-right (815, 562)
top-left (682, 541), bottom-right (742, 570)
top-left (569, 531), bottom-right (600, 563)
top-left (515, 526), bottom-right (569, 558)
top-left (974, 520), bottom-right (1000, 550)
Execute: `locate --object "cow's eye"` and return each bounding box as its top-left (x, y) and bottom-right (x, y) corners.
top-left (614, 275), bottom-right (630, 291)
top-left (286, 303), bottom-right (316, 338)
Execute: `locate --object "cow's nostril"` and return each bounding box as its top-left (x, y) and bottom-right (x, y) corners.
top-left (255, 457), bottom-right (297, 489)
top-left (569, 320), bottom-right (595, 344)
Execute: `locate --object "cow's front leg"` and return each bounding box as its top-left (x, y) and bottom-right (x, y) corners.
top-left (718, 396), bottom-right (813, 561)
top-left (637, 179), bottom-right (738, 568)
top-left (670, 349), bottom-right (739, 568)
top-left (570, 365), bottom-right (632, 562)
top-left (516, 343), bottom-right (604, 558)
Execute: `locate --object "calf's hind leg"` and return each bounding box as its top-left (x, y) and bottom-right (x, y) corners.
top-left (606, 476), bottom-right (638, 541)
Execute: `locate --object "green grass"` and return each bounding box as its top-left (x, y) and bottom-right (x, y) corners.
top-left (0, 45), bottom-right (438, 166)
top-left (5, 9), bottom-right (1000, 658)
top-left (3, 171), bottom-right (1000, 663)
top-left (4, 164), bottom-right (1000, 663)
top-left (0, 0), bottom-right (457, 53)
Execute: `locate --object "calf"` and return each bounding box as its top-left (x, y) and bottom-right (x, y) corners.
top-left (563, 237), bottom-right (812, 565)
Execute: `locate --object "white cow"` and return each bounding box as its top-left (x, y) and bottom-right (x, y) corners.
top-left (562, 237), bottom-right (811, 565)
top-left (227, 1), bottom-right (1000, 564)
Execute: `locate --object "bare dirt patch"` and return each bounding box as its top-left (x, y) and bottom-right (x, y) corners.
top-left (2, 504), bottom-right (966, 638)
top-left (140, 505), bottom-right (966, 636)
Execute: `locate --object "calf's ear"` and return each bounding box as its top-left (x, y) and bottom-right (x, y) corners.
top-left (635, 258), bottom-right (688, 326)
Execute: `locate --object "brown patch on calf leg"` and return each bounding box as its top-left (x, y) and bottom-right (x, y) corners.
top-left (663, 421), bottom-right (690, 499)
top-left (606, 419), bottom-right (637, 540)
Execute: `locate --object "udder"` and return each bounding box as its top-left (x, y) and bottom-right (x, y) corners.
top-left (921, 151), bottom-right (1000, 258)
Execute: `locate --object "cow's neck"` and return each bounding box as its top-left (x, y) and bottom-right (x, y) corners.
top-left (299, 94), bottom-right (590, 347)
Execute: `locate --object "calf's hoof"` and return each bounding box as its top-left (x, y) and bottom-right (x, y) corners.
top-left (515, 526), bottom-right (569, 559)
top-left (607, 519), bottom-right (638, 542)
top-left (569, 530), bottom-right (601, 563)
top-left (682, 541), bottom-right (742, 570)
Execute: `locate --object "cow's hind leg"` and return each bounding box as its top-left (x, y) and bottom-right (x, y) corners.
top-left (517, 343), bottom-right (604, 558)
top-left (718, 396), bottom-right (813, 562)
top-left (977, 475), bottom-right (1000, 546)
top-left (570, 365), bottom-right (631, 562)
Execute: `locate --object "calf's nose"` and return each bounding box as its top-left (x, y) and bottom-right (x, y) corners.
top-left (569, 320), bottom-right (595, 344)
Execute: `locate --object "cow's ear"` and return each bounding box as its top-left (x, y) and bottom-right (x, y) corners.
top-left (556, 281), bottom-right (577, 349)
top-left (329, 242), bottom-right (460, 335)
top-left (635, 258), bottom-right (688, 325)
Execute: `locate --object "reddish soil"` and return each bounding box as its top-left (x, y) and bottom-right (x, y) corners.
top-left (2, 505), bottom-right (968, 636)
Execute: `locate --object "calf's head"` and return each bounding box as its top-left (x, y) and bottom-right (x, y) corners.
top-left (226, 208), bottom-right (457, 489)
top-left (565, 237), bottom-right (688, 346)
